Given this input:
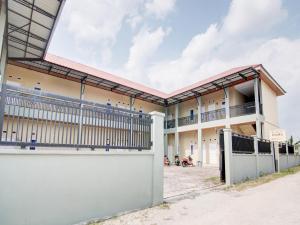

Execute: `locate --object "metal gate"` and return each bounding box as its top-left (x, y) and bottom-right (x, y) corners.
top-left (219, 130), bottom-right (225, 182)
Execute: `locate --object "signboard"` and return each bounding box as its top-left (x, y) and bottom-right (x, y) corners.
top-left (270, 129), bottom-right (286, 142)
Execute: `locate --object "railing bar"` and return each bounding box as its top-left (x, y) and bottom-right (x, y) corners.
top-left (21, 102), bottom-right (26, 142)
top-left (53, 104), bottom-right (59, 144)
top-left (57, 106), bottom-right (62, 144)
top-left (29, 101), bottom-right (36, 145)
top-left (5, 100), bottom-right (12, 141)
top-left (65, 106), bottom-right (69, 145)
top-left (35, 102), bottom-right (41, 144)
top-left (69, 106), bottom-right (74, 145)
top-left (9, 99), bottom-right (17, 141)
top-left (73, 107), bottom-right (77, 146)
top-left (96, 110), bottom-right (99, 146)
top-left (25, 102), bottom-right (32, 143)
top-left (60, 105), bottom-right (66, 145)
top-left (44, 106), bottom-right (50, 143)
top-left (15, 99), bottom-right (21, 142)
top-left (39, 105), bottom-right (45, 144)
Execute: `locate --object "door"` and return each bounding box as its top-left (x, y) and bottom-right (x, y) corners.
top-left (202, 143), bottom-right (207, 164)
top-left (168, 145), bottom-right (174, 163)
top-left (208, 103), bottom-right (215, 120)
top-left (209, 143), bottom-right (218, 164)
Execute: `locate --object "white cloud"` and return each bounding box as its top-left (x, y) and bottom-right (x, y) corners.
top-left (56, 0), bottom-right (146, 66)
top-left (223, 0), bottom-right (287, 36)
top-left (125, 26), bottom-right (171, 82)
top-left (145, 0), bottom-right (176, 19)
top-left (141, 0), bottom-right (299, 136)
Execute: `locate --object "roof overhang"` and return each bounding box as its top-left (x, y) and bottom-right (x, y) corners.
top-left (165, 66), bottom-right (260, 105)
top-left (254, 65), bottom-right (286, 96)
top-left (8, 57), bottom-right (167, 106)
top-left (7, 0), bottom-right (65, 60)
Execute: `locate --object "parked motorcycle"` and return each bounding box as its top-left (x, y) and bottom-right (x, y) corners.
top-left (181, 156), bottom-right (194, 167)
top-left (174, 155), bottom-right (181, 166)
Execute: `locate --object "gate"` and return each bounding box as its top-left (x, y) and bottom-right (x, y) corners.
top-left (219, 130), bottom-right (225, 182)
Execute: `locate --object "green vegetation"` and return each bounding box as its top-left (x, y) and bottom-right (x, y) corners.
top-left (205, 176), bottom-right (223, 186)
top-left (159, 202), bottom-right (170, 209)
top-left (226, 165), bottom-right (300, 191)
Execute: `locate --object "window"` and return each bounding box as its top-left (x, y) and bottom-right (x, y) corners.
top-left (190, 109), bottom-right (194, 120)
top-left (191, 144), bottom-right (194, 155)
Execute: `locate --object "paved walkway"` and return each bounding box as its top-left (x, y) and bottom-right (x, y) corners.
top-left (164, 166), bottom-right (219, 199)
top-left (100, 171), bottom-right (300, 225)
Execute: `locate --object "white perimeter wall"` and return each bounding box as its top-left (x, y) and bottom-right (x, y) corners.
top-left (0, 150), bottom-right (158, 225)
top-left (279, 154), bottom-right (300, 170)
top-left (231, 153), bottom-right (300, 184)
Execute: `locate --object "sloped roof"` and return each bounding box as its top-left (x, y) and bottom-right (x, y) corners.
top-left (10, 54), bottom-right (285, 106)
top-left (7, 0), bottom-right (65, 59)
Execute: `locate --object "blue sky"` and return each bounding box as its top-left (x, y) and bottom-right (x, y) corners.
top-left (49, 0), bottom-right (300, 138)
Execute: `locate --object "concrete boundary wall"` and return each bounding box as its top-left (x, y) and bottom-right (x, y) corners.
top-left (223, 129), bottom-right (300, 185)
top-left (0, 112), bottom-right (165, 225)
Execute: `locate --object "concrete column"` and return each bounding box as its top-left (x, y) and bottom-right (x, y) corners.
top-left (274, 142), bottom-right (280, 172)
top-left (223, 128), bottom-right (233, 185)
top-left (0, 0), bottom-right (7, 87)
top-left (253, 136), bottom-right (259, 178)
top-left (164, 134), bottom-right (168, 156)
top-left (77, 81), bottom-right (85, 147)
top-left (225, 88), bottom-right (230, 128)
top-left (286, 141), bottom-right (289, 167)
top-left (129, 97), bottom-right (134, 147)
top-left (270, 141), bottom-right (276, 173)
top-left (175, 104), bottom-right (179, 155)
top-left (164, 107), bottom-right (168, 156)
top-left (175, 132), bottom-right (179, 156)
top-left (149, 111), bottom-right (165, 206)
top-left (0, 0), bottom-right (6, 55)
top-left (254, 78), bottom-right (262, 138)
top-left (197, 96), bottom-right (203, 166)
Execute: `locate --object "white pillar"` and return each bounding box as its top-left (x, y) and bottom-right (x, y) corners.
top-left (197, 96), bottom-right (203, 166)
top-left (0, 0), bottom-right (7, 87)
top-left (164, 107), bottom-right (168, 156)
top-left (286, 141), bottom-right (289, 167)
top-left (149, 111), bottom-right (165, 206)
top-left (175, 104), bottom-right (179, 155)
top-left (223, 128), bottom-right (233, 185)
top-left (274, 142), bottom-right (280, 172)
top-left (254, 78), bottom-right (262, 138)
top-left (225, 88), bottom-right (230, 128)
top-left (253, 136), bottom-right (259, 178)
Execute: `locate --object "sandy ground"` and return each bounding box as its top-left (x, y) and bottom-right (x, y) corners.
top-left (99, 170), bottom-right (300, 225)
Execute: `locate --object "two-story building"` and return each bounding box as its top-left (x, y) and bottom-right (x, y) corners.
top-left (0, 0), bottom-right (285, 166)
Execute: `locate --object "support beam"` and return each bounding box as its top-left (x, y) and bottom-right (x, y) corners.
top-left (197, 96), bottom-right (203, 167)
top-left (129, 96), bottom-right (134, 148)
top-left (254, 78), bottom-right (262, 138)
top-left (77, 81), bottom-right (86, 147)
top-left (225, 87), bottom-right (230, 128)
top-left (175, 103), bottom-right (179, 155)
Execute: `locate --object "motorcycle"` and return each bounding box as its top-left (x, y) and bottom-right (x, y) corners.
top-left (174, 155), bottom-right (181, 166)
top-left (181, 156), bottom-right (194, 167)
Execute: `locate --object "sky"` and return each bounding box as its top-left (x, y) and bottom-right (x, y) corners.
top-left (49, 0), bottom-right (300, 139)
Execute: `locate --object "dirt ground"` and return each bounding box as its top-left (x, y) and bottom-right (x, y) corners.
top-left (96, 169), bottom-right (300, 225)
top-left (164, 165), bottom-right (220, 199)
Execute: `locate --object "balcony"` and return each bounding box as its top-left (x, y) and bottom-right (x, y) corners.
top-left (178, 115), bottom-right (198, 127)
top-left (164, 119), bottom-right (175, 129)
top-left (201, 108), bottom-right (226, 122)
top-left (0, 85), bottom-right (152, 150)
top-left (230, 102), bottom-right (256, 117)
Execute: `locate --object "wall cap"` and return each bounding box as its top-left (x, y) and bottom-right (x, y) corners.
top-left (149, 111), bottom-right (165, 117)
